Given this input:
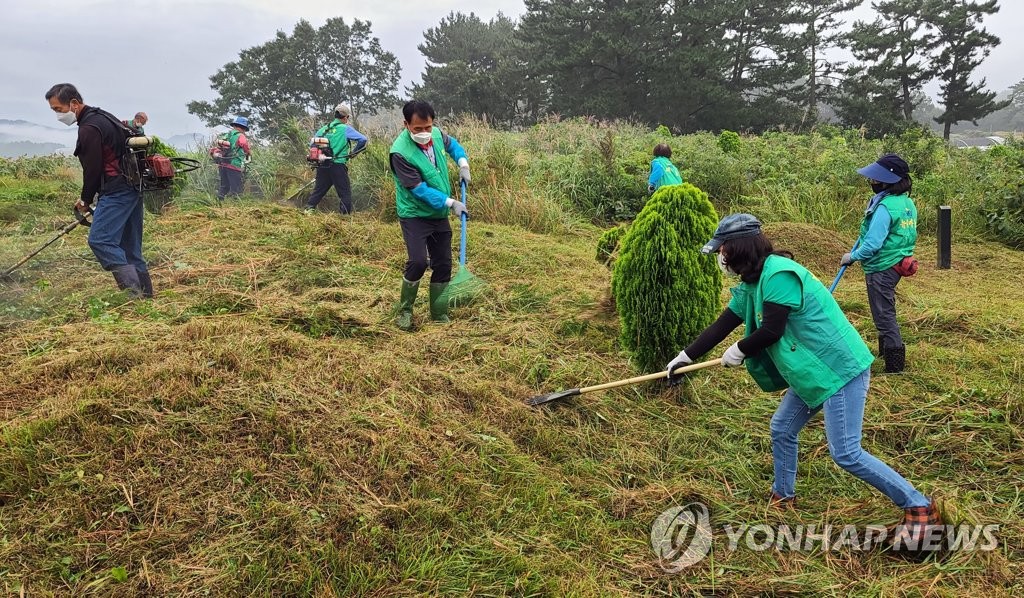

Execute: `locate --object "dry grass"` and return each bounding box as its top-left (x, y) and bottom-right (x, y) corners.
top-left (0, 190), bottom-right (1022, 595)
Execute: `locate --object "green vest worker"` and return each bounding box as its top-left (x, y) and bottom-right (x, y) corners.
top-left (389, 100), bottom-right (471, 331)
top-left (122, 111), bottom-right (147, 135)
top-left (665, 214), bottom-right (940, 552)
top-left (839, 154), bottom-right (918, 373)
top-left (304, 103), bottom-right (368, 215)
top-left (647, 143), bottom-right (683, 192)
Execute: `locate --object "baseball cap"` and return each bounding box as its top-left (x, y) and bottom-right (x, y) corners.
top-left (701, 213), bottom-right (763, 254)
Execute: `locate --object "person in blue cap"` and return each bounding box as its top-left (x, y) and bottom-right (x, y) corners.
top-left (211, 116), bottom-right (252, 201)
top-left (840, 154), bottom-right (918, 373)
top-left (664, 213), bottom-right (940, 552)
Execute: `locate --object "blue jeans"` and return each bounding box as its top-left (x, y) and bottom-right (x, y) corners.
top-left (769, 368), bottom-right (929, 508)
top-left (87, 185), bottom-right (148, 273)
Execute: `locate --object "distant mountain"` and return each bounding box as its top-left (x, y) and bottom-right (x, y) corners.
top-left (0, 118), bottom-right (77, 148)
top-left (0, 140), bottom-right (67, 158)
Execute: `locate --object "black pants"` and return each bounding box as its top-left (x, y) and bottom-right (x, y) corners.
top-left (400, 217), bottom-right (452, 283)
top-left (218, 167), bottom-right (244, 200)
top-left (866, 267), bottom-right (903, 349)
top-left (306, 162), bottom-right (353, 214)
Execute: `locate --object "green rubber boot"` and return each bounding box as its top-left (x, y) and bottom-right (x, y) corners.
top-left (429, 283), bottom-right (450, 323)
top-left (395, 278), bottom-right (420, 331)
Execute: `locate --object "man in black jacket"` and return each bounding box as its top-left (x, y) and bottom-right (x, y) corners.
top-left (45, 83), bottom-right (152, 297)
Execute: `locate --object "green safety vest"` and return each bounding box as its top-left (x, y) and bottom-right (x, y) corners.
top-left (218, 130), bottom-right (244, 168)
top-left (731, 255), bottom-right (874, 408)
top-left (858, 193), bottom-right (918, 273)
top-left (315, 119), bottom-right (351, 164)
top-left (390, 128), bottom-right (452, 220)
top-left (652, 156), bottom-right (683, 188)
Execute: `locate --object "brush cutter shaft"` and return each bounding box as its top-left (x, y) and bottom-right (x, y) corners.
top-left (579, 358), bottom-right (723, 394)
top-left (2, 207), bottom-right (92, 276)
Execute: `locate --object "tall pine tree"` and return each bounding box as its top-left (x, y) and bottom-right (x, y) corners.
top-left (848, 0), bottom-right (935, 122)
top-left (791, 0), bottom-right (860, 128)
top-left (925, 0), bottom-right (1009, 139)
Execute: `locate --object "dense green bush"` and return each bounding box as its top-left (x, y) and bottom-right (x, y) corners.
top-left (981, 149), bottom-right (1024, 248)
top-left (718, 130), bottom-right (741, 154)
top-left (612, 184), bottom-right (721, 372)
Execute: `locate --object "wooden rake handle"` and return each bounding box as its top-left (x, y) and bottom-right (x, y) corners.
top-left (579, 358), bottom-right (724, 394)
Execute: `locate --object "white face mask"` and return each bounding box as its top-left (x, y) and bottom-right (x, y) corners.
top-left (717, 252), bottom-right (738, 277)
top-left (410, 130), bottom-right (432, 145)
top-left (57, 109), bottom-right (77, 126)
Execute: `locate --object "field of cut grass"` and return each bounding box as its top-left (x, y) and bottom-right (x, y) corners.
top-left (1, 172), bottom-right (1022, 596)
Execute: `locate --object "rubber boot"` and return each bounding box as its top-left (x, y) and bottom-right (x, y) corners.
top-left (878, 338), bottom-right (885, 357)
top-left (136, 268), bottom-right (154, 299)
top-left (429, 283), bottom-right (450, 323)
top-left (395, 278), bottom-right (420, 331)
top-left (884, 345), bottom-right (906, 374)
top-left (887, 499), bottom-right (943, 557)
top-left (111, 264), bottom-right (144, 297)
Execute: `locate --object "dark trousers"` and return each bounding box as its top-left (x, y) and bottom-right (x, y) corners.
top-left (399, 217), bottom-right (452, 283)
top-left (218, 167), bottom-right (244, 200)
top-left (88, 185), bottom-right (147, 272)
top-left (306, 162), bottom-right (353, 214)
top-left (866, 267), bottom-right (903, 349)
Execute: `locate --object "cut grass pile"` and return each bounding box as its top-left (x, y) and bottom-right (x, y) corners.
top-left (1, 192), bottom-right (1022, 595)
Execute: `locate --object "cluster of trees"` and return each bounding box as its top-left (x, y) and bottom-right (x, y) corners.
top-left (190, 1), bottom-right (1014, 140)
top-left (188, 18), bottom-right (400, 138)
top-left (415, 0), bottom-right (1012, 139)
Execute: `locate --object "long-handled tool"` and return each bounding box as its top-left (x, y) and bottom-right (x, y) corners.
top-left (829, 240), bottom-right (860, 293)
top-left (289, 146), bottom-right (369, 205)
top-left (2, 207), bottom-right (92, 278)
top-left (527, 358), bottom-right (723, 406)
top-left (440, 180), bottom-right (485, 306)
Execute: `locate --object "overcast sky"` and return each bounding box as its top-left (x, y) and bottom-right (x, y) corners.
top-left (1, 0), bottom-right (1020, 137)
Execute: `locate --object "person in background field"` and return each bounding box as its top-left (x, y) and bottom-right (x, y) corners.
top-left (123, 112), bottom-right (147, 135)
top-left (212, 116), bottom-right (252, 201)
top-left (648, 143), bottom-right (683, 193)
top-left (839, 154), bottom-right (918, 373)
top-left (665, 213), bottom-right (940, 553)
top-left (388, 99), bottom-right (471, 331)
top-left (304, 103), bottom-right (368, 215)
top-left (45, 83), bottom-right (152, 298)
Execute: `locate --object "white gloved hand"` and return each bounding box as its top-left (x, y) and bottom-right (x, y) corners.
top-left (458, 157), bottom-right (471, 183)
top-left (840, 252), bottom-right (855, 267)
top-left (665, 350), bottom-right (693, 379)
top-left (722, 342), bottom-right (746, 367)
top-left (445, 197), bottom-right (469, 219)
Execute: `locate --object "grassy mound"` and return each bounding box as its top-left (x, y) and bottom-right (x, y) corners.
top-left (1, 201), bottom-right (1022, 595)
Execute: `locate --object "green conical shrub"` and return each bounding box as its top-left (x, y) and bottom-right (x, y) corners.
top-left (612, 184), bottom-right (721, 372)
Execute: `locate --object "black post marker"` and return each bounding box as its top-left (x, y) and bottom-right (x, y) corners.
top-left (937, 206), bottom-right (952, 269)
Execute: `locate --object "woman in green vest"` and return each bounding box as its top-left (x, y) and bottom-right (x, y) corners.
top-left (388, 100), bottom-right (470, 331)
top-left (840, 154), bottom-right (918, 373)
top-left (665, 214), bottom-right (940, 551)
top-left (647, 143), bottom-right (683, 193)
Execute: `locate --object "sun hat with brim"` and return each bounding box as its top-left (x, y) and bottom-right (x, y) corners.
top-left (701, 213), bottom-right (763, 254)
top-left (230, 116), bottom-right (250, 130)
top-left (857, 153), bottom-right (908, 184)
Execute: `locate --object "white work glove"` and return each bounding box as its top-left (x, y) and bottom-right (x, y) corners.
top-left (722, 342), bottom-right (746, 367)
top-left (458, 157), bottom-right (471, 183)
top-left (665, 350), bottom-right (693, 385)
top-left (445, 197), bottom-right (469, 219)
top-left (840, 252), bottom-right (855, 267)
